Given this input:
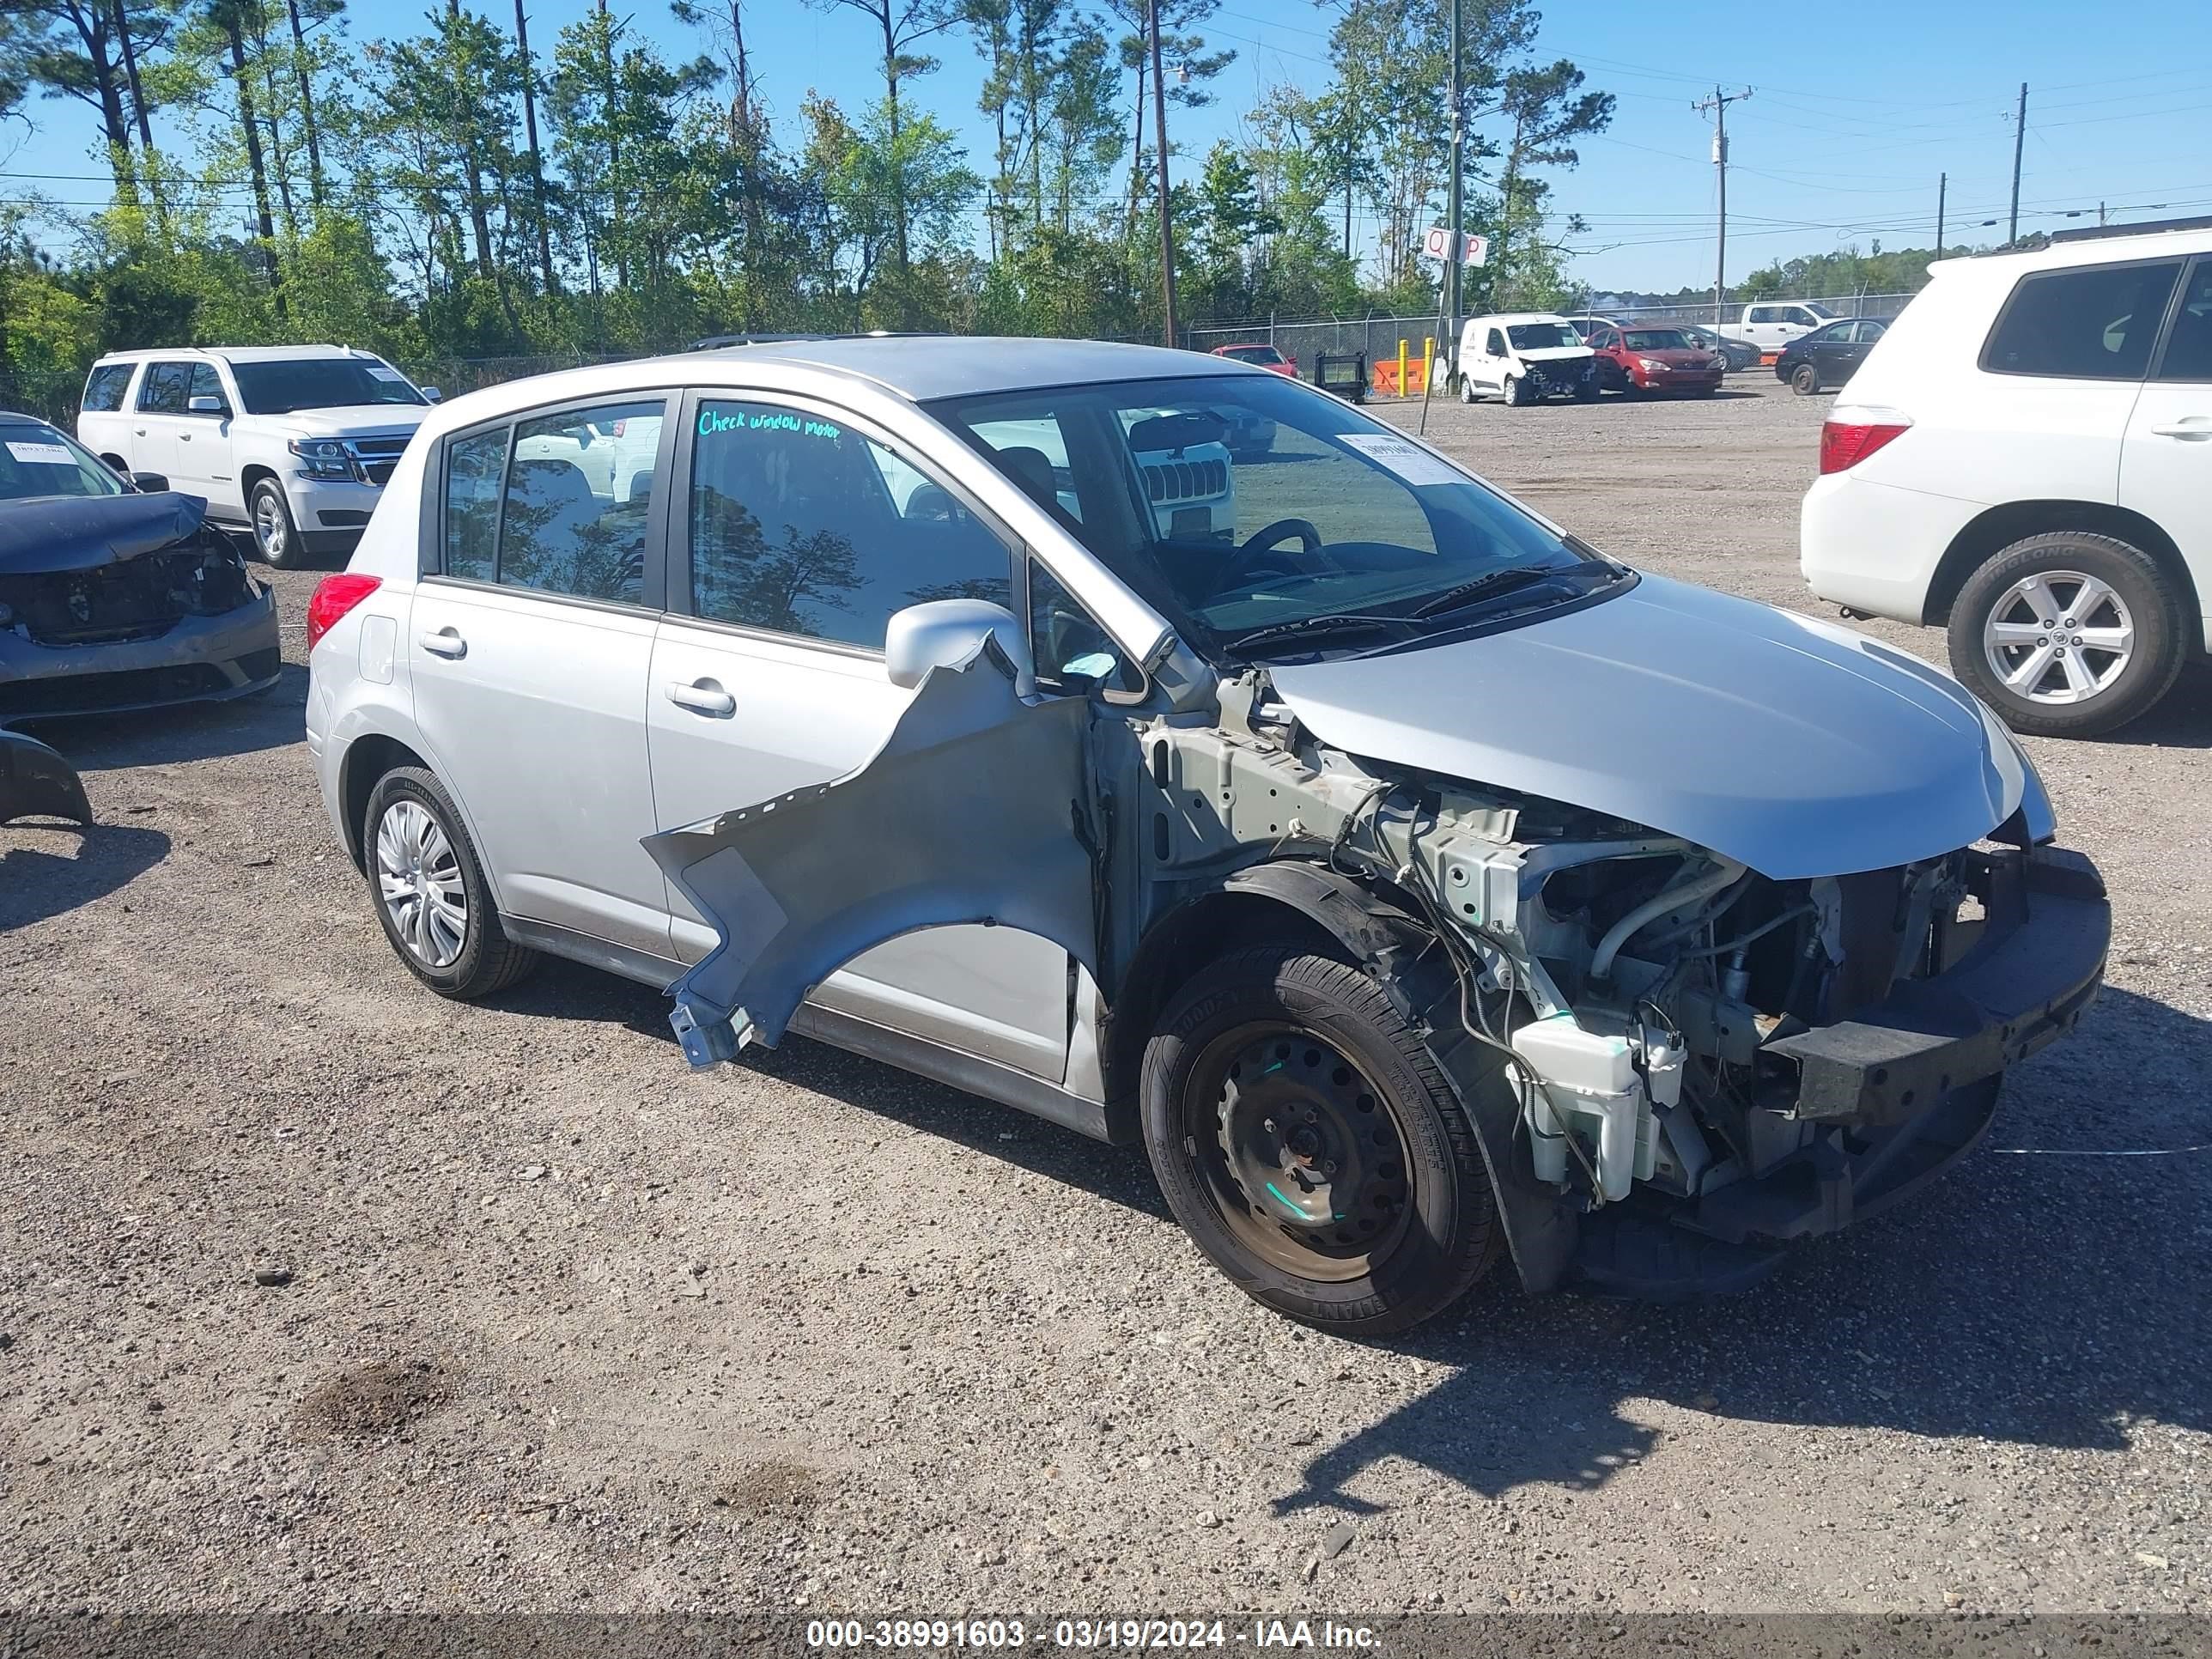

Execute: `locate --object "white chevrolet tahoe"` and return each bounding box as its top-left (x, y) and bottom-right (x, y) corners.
top-left (76, 346), bottom-right (440, 568)
top-left (1802, 219), bottom-right (2212, 738)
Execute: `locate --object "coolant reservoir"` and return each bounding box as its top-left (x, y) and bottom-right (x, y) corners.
top-left (1510, 1016), bottom-right (1644, 1201)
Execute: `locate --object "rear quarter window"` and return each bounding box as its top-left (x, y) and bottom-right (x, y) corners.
top-left (1980, 259), bottom-right (2184, 380)
top-left (82, 363), bottom-right (134, 414)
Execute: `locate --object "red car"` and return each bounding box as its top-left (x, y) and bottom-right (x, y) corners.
top-left (1584, 323), bottom-right (1723, 397)
top-left (1209, 343), bottom-right (1299, 376)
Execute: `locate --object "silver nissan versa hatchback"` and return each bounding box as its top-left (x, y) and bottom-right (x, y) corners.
top-left (307, 337), bottom-right (2109, 1334)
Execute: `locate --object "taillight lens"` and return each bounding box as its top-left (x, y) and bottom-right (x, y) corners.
top-left (307, 574), bottom-right (381, 653)
top-left (1819, 406), bottom-right (1912, 474)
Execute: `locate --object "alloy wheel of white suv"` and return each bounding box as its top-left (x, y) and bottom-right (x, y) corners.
top-left (250, 478), bottom-right (304, 568)
top-left (1947, 532), bottom-right (2191, 738)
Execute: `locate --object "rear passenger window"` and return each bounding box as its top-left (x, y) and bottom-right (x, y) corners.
top-left (687, 398), bottom-right (1012, 648)
top-left (82, 364), bottom-right (133, 413)
top-left (498, 400), bottom-right (664, 603)
top-left (1983, 260), bottom-right (2184, 380)
top-left (137, 362), bottom-right (191, 414)
top-left (443, 428), bottom-right (506, 582)
top-left (2156, 260), bottom-right (2212, 382)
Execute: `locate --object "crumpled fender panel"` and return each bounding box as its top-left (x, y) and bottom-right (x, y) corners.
top-left (0, 491), bottom-right (208, 574)
top-left (0, 730), bottom-right (92, 825)
top-left (643, 636), bottom-right (1099, 1067)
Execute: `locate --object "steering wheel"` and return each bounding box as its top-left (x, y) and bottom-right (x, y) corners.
top-left (1223, 517), bottom-right (1324, 584)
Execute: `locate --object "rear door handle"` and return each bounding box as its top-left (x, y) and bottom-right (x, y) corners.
top-left (2148, 419), bottom-right (2212, 440)
top-left (665, 678), bottom-right (736, 717)
top-left (418, 627), bottom-right (467, 659)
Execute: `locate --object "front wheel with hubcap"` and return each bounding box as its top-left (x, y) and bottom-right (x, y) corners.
top-left (249, 478), bottom-right (304, 568)
top-left (1947, 531), bottom-right (2188, 738)
top-left (363, 766), bottom-right (538, 998)
top-left (1501, 374), bottom-right (1530, 407)
top-left (1141, 944), bottom-right (1501, 1334)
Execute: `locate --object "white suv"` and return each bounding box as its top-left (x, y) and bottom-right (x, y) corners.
top-left (76, 346), bottom-right (440, 568)
top-left (1802, 220), bottom-right (2212, 737)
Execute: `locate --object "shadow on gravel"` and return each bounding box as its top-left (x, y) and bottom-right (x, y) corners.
top-left (0, 822), bottom-right (170, 932)
top-left (2094, 665), bottom-right (2212, 751)
top-left (16, 663), bottom-right (307, 771)
top-left (490, 957), bottom-right (1166, 1213)
top-left (1275, 982), bottom-right (2212, 1513)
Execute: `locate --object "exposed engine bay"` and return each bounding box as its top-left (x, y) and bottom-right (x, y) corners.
top-left (0, 529), bottom-right (258, 647)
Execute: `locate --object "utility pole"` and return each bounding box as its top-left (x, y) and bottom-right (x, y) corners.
top-left (1149, 0), bottom-right (1178, 347)
top-left (1936, 171), bottom-right (1946, 255)
top-left (1693, 85), bottom-right (1752, 332)
top-left (1443, 0), bottom-right (1464, 348)
top-left (2008, 82), bottom-right (2027, 244)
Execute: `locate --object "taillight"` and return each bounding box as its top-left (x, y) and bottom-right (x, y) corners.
top-left (1819, 406), bottom-right (1912, 474)
top-left (307, 574), bottom-right (381, 652)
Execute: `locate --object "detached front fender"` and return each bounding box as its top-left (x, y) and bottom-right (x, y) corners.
top-left (643, 636), bottom-right (1101, 1067)
top-left (0, 731), bottom-right (92, 826)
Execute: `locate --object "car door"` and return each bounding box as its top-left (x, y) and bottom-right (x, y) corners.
top-left (173, 362), bottom-right (239, 514)
top-left (128, 361), bottom-right (192, 483)
top-left (643, 388), bottom-right (1075, 1079)
top-left (2121, 256), bottom-right (2212, 617)
top-left (407, 392), bottom-right (677, 957)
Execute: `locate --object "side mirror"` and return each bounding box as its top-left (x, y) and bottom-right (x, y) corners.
top-left (421, 386), bottom-right (443, 403)
top-left (128, 471), bottom-right (170, 493)
top-left (187, 395), bottom-right (227, 416)
top-left (884, 599), bottom-right (1034, 697)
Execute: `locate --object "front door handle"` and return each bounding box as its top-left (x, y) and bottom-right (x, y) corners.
top-left (418, 627), bottom-right (467, 659)
top-left (2148, 418), bottom-right (2212, 441)
top-left (665, 678), bottom-right (736, 717)
top-left (179, 432), bottom-right (191, 442)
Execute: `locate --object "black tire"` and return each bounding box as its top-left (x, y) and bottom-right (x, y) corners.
top-left (249, 477), bottom-right (305, 568)
top-left (1140, 944), bottom-right (1502, 1335)
top-left (362, 765), bottom-right (538, 998)
top-left (1947, 532), bottom-right (2189, 738)
top-left (1790, 362), bottom-right (1820, 395)
top-left (1501, 374), bottom-right (1530, 408)
top-left (1458, 374), bottom-right (1478, 404)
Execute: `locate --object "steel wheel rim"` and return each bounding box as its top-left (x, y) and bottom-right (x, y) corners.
top-left (1182, 1022), bottom-right (1414, 1284)
top-left (1981, 568), bottom-right (2136, 706)
top-left (374, 799), bottom-right (468, 968)
top-left (253, 491), bottom-right (287, 560)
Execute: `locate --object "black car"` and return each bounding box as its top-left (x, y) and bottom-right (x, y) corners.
top-left (1776, 318), bottom-right (1888, 394)
top-left (1673, 323), bottom-right (1761, 372)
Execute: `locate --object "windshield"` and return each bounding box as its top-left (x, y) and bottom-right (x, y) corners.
top-left (928, 373), bottom-right (1619, 664)
top-left (1507, 323), bottom-right (1583, 351)
top-left (228, 357), bottom-right (426, 414)
top-left (0, 422), bottom-right (125, 501)
top-left (1805, 303), bottom-right (1837, 320)
top-left (1622, 329), bottom-right (1692, 350)
top-left (1226, 345), bottom-right (1285, 363)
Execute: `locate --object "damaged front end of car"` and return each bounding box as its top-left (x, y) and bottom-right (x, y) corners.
top-left (644, 598), bottom-right (2108, 1301)
top-left (0, 492), bottom-right (279, 720)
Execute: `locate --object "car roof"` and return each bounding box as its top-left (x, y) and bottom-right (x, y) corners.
top-left (1469, 313), bottom-right (1574, 327)
top-left (641, 336), bottom-right (1252, 402)
top-left (91, 344), bottom-right (395, 365)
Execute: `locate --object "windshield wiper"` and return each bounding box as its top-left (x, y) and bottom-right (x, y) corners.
top-left (1407, 562), bottom-right (1613, 620)
top-left (1222, 611), bottom-right (1419, 654)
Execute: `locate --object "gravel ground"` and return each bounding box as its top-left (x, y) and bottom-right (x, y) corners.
top-left (3, 375), bottom-right (2207, 1620)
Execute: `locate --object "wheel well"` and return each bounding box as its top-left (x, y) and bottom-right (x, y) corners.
top-left (1925, 501), bottom-right (2198, 639)
top-left (240, 462), bottom-right (280, 504)
top-left (1098, 889), bottom-right (1352, 1107)
top-left (338, 733), bottom-right (429, 870)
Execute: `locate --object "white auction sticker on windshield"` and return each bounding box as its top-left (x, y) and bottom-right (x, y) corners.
top-left (365, 365), bottom-right (406, 383)
top-left (1335, 432), bottom-right (1465, 487)
top-left (5, 441), bottom-right (76, 465)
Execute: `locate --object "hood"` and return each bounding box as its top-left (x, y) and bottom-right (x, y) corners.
top-left (1268, 573), bottom-right (2047, 880)
top-left (0, 490), bottom-right (208, 574)
top-left (268, 405), bottom-right (429, 440)
top-left (1633, 349), bottom-right (1718, 367)
top-left (1517, 346), bottom-right (1594, 363)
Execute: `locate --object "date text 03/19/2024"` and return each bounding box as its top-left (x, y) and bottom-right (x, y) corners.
top-left (804, 1620), bottom-right (1384, 1650)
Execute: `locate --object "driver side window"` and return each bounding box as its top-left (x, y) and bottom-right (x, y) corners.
top-left (1486, 329), bottom-right (1509, 356)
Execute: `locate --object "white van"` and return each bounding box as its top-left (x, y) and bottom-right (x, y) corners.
top-left (1453, 314), bottom-right (1601, 407)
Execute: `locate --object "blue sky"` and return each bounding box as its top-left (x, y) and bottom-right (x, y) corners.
top-left (7, 0), bottom-right (2211, 296)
